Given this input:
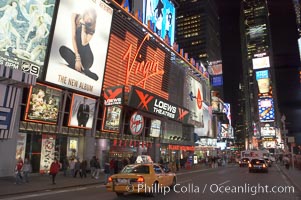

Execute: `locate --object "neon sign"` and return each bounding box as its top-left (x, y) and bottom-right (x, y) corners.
top-left (123, 34), bottom-right (164, 88)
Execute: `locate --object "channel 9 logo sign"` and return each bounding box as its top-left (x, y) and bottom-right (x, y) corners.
top-left (21, 61), bottom-right (40, 77)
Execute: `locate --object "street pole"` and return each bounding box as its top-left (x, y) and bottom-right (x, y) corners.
top-left (291, 144), bottom-right (294, 169)
top-left (281, 114), bottom-right (287, 152)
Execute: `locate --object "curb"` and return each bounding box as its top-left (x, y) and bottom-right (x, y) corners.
top-left (0, 181), bottom-right (103, 198)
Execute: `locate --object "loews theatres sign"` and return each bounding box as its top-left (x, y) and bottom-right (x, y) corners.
top-left (127, 86), bottom-right (189, 123)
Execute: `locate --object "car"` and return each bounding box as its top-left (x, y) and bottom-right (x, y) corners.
top-left (264, 158), bottom-right (272, 167)
top-left (248, 158), bottom-right (268, 173)
top-left (238, 157), bottom-right (250, 167)
top-left (106, 163), bottom-right (177, 197)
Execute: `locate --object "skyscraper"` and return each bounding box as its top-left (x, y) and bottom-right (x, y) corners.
top-left (240, 0), bottom-right (280, 150)
top-left (175, 0), bottom-right (221, 64)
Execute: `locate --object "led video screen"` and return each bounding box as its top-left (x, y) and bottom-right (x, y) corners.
top-left (144, 0), bottom-right (175, 45)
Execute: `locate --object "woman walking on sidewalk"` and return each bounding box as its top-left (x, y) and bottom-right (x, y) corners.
top-left (50, 158), bottom-right (60, 184)
top-left (22, 158), bottom-right (32, 183)
top-left (15, 157), bottom-right (23, 184)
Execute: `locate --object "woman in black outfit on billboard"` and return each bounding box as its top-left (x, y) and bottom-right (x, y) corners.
top-left (59, 8), bottom-right (98, 81)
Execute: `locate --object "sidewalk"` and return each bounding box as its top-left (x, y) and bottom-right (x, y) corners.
top-left (276, 163), bottom-right (301, 193)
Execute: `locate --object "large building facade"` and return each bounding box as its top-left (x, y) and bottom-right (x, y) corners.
top-left (0, 0), bottom-right (211, 177)
top-left (175, 0), bottom-right (233, 153)
top-left (239, 0), bottom-right (281, 150)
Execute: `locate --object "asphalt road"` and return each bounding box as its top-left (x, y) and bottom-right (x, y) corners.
top-left (1, 165), bottom-right (300, 200)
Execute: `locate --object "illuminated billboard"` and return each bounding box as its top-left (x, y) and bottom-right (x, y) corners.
top-left (68, 93), bottom-right (96, 129)
top-left (0, 0), bottom-right (57, 78)
top-left (258, 98), bottom-right (275, 122)
top-left (257, 78), bottom-right (270, 94)
top-left (255, 70), bottom-right (269, 80)
top-left (128, 86), bottom-right (189, 123)
top-left (46, 0), bottom-right (113, 96)
top-left (184, 76), bottom-right (204, 125)
top-left (144, 0), bottom-right (175, 45)
top-left (208, 60), bottom-right (223, 75)
top-left (252, 56), bottom-right (270, 70)
top-left (260, 123), bottom-right (276, 138)
top-left (249, 24), bottom-right (265, 39)
top-left (40, 134), bottom-right (56, 174)
top-left (102, 106), bottom-right (122, 133)
top-left (223, 103), bottom-right (231, 126)
top-left (150, 119), bottom-right (161, 137)
top-left (211, 75), bottom-right (223, 87)
top-left (25, 83), bottom-right (62, 124)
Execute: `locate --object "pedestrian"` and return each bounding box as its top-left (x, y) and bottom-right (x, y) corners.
top-left (80, 160), bottom-right (87, 178)
top-left (15, 157), bottom-right (23, 184)
top-left (94, 158), bottom-right (100, 179)
top-left (90, 156), bottom-right (96, 178)
top-left (49, 158), bottom-right (60, 184)
top-left (61, 157), bottom-right (69, 176)
top-left (104, 162), bottom-right (110, 185)
top-left (175, 158), bottom-right (179, 171)
top-left (69, 159), bottom-right (75, 177)
top-left (284, 156), bottom-right (290, 170)
top-left (74, 159), bottom-right (81, 178)
top-left (22, 158), bottom-right (32, 183)
top-left (109, 158), bottom-right (115, 175)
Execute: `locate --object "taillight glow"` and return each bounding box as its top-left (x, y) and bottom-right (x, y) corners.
top-left (137, 176), bottom-right (144, 183)
top-left (108, 177), bottom-right (113, 182)
top-left (248, 163), bottom-right (252, 168)
top-left (263, 164), bottom-right (267, 168)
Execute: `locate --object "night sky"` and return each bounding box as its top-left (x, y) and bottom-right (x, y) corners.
top-left (216, 0), bottom-right (301, 142)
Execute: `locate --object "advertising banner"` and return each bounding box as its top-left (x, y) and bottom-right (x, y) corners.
top-left (102, 106), bottom-right (122, 133)
top-left (260, 123), bottom-right (276, 138)
top-left (128, 86), bottom-right (189, 123)
top-left (195, 104), bottom-right (212, 137)
top-left (15, 133), bottom-right (27, 160)
top-left (252, 56), bottom-right (270, 70)
top-left (40, 134), bottom-right (56, 174)
top-left (258, 98), bottom-right (275, 122)
top-left (68, 93), bottom-right (96, 129)
top-left (46, 0), bottom-right (113, 96)
top-left (257, 78), bottom-right (270, 93)
top-left (150, 119), bottom-right (161, 137)
top-left (211, 75), bottom-right (223, 87)
top-left (0, 0), bottom-right (57, 78)
top-left (223, 103), bottom-right (231, 126)
top-left (67, 137), bottom-right (78, 159)
top-left (184, 75), bottom-right (204, 126)
top-left (208, 60), bottom-right (223, 75)
top-left (25, 83), bottom-right (61, 124)
top-left (144, 0), bottom-right (175, 45)
top-left (221, 123), bottom-right (231, 138)
top-left (255, 70), bottom-right (269, 80)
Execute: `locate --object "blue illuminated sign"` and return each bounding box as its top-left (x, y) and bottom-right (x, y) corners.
top-left (256, 70), bottom-right (269, 80)
top-left (211, 75), bottom-right (223, 86)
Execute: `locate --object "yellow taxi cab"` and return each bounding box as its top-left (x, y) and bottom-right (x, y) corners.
top-left (105, 159), bottom-right (177, 197)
